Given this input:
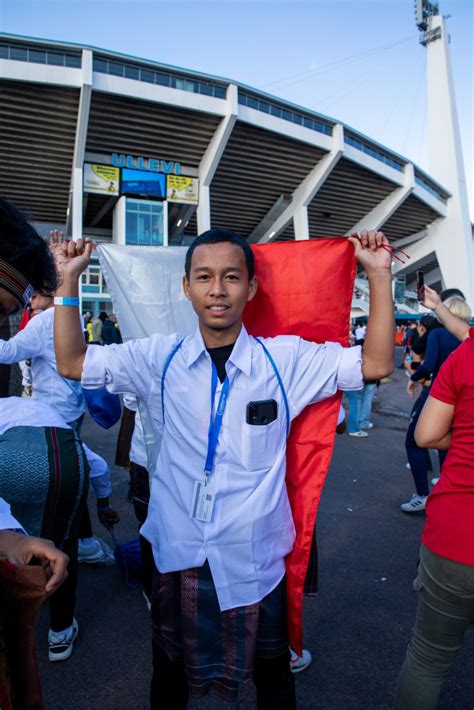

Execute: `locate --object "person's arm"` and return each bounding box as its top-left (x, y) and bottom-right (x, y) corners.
top-left (414, 396), bottom-right (454, 450)
top-left (52, 236), bottom-right (92, 380)
top-left (82, 444), bottom-right (120, 531)
top-left (422, 285), bottom-right (469, 341)
top-left (0, 313), bottom-right (44, 364)
top-left (347, 230), bottom-right (394, 380)
top-left (0, 531), bottom-right (69, 594)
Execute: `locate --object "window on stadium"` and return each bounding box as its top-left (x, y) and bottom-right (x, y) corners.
top-left (125, 199), bottom-right (165, 247)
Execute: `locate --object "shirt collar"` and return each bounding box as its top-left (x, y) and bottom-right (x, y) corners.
top-left (186, 324), bottom-right (252, 377)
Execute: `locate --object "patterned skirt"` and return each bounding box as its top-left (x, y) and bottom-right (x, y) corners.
top-left (152, 561), bottom-right (288, 702)
top-left (0, 426), bottom-right (89, 548)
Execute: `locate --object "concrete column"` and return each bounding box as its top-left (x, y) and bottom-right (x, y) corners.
top-left (67, 49), bottom-right (93, 238)
top-left (350, 164), bottom-right (415, 235)
top-left (197, 84), bottom-right (238, 234)
top-left (425, 15), bottom-right (473, 300)
top-left (257, 123), bottom-right (345, 243)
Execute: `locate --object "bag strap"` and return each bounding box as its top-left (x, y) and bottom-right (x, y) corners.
top-left (160, 336), bottom-right (290, 437)
top-left (254, 337), bottom-right (290, 438)
top-left (161, 339), bottom-right (184, 421)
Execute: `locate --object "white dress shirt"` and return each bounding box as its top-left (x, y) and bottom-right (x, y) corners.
top-left (122, 393), bottom-right (148, 469)
top-left (0, 308), bottom-right (86, 424)
top-left (0, 397), bottom-right (111, 498)
top-left (82, 325), bottom-right (362, 610)
top-left (0, 497), bottom-right (24, 531)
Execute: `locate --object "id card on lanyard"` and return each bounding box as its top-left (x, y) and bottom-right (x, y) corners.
top-left (190, 364), bottom-right (230, 523)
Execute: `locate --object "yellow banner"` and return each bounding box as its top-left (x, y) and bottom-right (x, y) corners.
top-left (167, 175), bottom-right (199, 204)
top-left (84, 164), bottom-right (120, 195)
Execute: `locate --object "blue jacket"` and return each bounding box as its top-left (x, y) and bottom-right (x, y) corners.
top-left (411, 327), bottom-right (460, 383)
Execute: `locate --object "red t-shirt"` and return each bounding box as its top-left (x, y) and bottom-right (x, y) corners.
top-left (421, 334), bottom-right (474, 565)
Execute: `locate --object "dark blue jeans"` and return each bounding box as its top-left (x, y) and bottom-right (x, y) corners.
top-left (405, 388), bottom-right (432, 497)
top-left (405, 388), bottom-right (448, 496)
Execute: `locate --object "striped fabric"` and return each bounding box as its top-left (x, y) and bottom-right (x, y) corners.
top-left (0, 258), bottom-right (33, 307)
top-left (0, 426), bottom-right (89, 548)
top-left (0, 560), bottom-right (49, 710)
top-left (152, 561), bottom-right (288, 702)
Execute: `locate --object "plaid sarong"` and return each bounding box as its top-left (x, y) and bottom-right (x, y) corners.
top-left (152, 561), bottom-right (288, 702)
top-left (0, 426), bottom-right (89, 548)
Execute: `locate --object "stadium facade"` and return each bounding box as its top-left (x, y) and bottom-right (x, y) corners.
top-left (0, 24), bottom-right (472, 316)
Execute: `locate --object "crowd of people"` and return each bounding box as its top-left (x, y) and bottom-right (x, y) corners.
top-left (0, 194), bottom-right (472, 710)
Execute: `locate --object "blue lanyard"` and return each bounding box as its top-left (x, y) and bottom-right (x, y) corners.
top-left (204, 365), bottom-right (230, 483)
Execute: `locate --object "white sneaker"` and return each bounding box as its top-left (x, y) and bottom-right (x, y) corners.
top-left (48, 618), bottom-right (79, 662)
top-left (290, 648), bottom-right (312, 674)
top-left (78, 536), bottom-right (115, 565)
top-left (400, 493), bottom-right (427, 513)
top-left (361, 422), bottom-right (374, 430)
top-left (431, 477), bottom-right (440, 486)
top-left (348, 430), bottom-right (369, 438)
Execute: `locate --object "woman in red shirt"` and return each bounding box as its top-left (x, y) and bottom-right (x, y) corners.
top-left (394, 291), bottom-right (473, 709)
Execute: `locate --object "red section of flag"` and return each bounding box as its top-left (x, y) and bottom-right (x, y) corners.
top-left (18, 308), bottom-right (30, 331)
top-left (244, 238), bottom-right (356, 654)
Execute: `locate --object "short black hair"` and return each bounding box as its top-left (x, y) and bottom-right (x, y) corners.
top-left (184, 229), bottom-right (254, 281)
top-left (440, 288), bottom-right (465, 301)
top-left (419, 315), bottom-right (438, 331)
top-left (0, 197), bottom-right (57, 295)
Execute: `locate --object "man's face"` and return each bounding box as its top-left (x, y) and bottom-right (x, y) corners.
top-left (183, 242), bottom-right (257, 334)
top-left (0, 287), bottom-right (22, 325)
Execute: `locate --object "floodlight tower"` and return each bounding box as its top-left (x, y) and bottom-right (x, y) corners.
top-left (415, 0), bottom-right (473, 302)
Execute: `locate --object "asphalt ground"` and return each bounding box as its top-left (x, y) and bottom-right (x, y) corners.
top-left (36, 348), bottom-right (474, 709)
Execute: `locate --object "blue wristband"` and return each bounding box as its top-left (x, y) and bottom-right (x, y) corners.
top-left (54, 296), bottom-right (80, 307)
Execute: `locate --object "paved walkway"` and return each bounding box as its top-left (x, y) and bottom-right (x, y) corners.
top-left (37, 349), bottom-right (473, 709)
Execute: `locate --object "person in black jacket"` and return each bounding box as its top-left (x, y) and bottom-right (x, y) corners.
top-left (101, 314), bottom-right (122, 345)
top-left (401, 290), bottom-right (471, 513)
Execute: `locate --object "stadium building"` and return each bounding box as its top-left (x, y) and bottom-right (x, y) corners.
top-left (0, 11), bottom-right (472, 315)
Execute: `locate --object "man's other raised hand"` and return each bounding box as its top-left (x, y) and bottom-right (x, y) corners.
top-left (49, 230), bottom-right (93, 282)
top-left (347, 230), bottom-right (392, 273)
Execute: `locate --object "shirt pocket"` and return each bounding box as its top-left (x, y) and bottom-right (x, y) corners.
top-left (241, 418), bottom-right (281, 472)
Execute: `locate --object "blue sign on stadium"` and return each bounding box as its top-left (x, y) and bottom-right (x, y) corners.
top-left (112, 153), bottom-right (181, 175)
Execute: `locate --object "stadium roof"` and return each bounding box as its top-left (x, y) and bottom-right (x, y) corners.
top-left (0, 32), bottom-right (451, 291)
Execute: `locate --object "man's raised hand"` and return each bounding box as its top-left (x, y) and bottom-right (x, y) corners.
top-left (49, 230), bottom-right (93, 281)
top-left (347, 230), bottom-right (392, 273)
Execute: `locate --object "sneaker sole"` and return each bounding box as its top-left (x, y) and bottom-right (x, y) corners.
top-left (49, 627), bottom-right (79, 662)
top-left (290, 662), bottom-right (311, 674)
top-left (400, 506), bottom-right (426, 513)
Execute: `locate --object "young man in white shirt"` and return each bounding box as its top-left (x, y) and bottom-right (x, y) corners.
top-left (53, 228), bottom-right (394, 708)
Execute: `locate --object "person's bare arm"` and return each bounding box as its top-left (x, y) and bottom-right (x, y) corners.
top-left (422, 285), bottom-right (469, 341)
top-left (347, 230), bottom-right (394, 381)
top-left (52, 236), bottom-right (92, 380)
top-left (415, 395), bottom-right (454, 450)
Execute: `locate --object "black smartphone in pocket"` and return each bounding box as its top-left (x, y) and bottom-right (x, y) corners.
top-left (246, 400), bottom-right (278, 426)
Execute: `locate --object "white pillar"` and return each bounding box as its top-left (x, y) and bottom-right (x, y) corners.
top-left (258, 123), bottom-right (345, 243)
top-left (71, 167), bottom-right (83, 241)
top-left (68, 49), bottom-right (93, 239)
top-left (349, 164), bottom-right (415, 235)
top-left (197, 84), bottom-right (238, 233)
top-left (425, 15), bottom-right (473, 301)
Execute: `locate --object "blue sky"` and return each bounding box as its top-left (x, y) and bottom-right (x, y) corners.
top-left (1, 0), bottom-right (472, 216)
